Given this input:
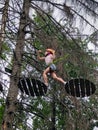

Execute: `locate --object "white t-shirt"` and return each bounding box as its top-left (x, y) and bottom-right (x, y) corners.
top-left (45, 54), bottom-right (54, 65)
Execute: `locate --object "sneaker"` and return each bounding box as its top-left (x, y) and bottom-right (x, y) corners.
top-left (64, 81), bottom-right (66, 85)
top-left (44, 83), bottom-right (48, 87)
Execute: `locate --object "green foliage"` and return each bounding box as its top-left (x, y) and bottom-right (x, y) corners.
top-left (32, 98), bottom-right (51, 130)
top-left (34, 13), bottom-right (57, 36)
top-left (33, 39), bottom-right (44, 50)
top-left (0, 99), bottom-right (5, 127)
top-left (64, 62), bottom-right (80, 78)
top-left (0, 42), bottom-right (11, 60)
top-left (15, 104), bottom-right (29, 130)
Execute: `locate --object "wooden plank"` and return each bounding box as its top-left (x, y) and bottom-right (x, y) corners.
top-left (36, 80), bottom-right (47, 96)
top-left (26, 78), bottom-right (34, 97)
top-left (31, 79), bottom-right (40, 96)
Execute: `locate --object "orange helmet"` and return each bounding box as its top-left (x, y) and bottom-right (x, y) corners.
top-left (46, 48), bottom-right (55, 54)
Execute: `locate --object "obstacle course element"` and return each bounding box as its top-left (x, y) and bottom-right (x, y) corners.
top-left (5, 67), bottom-right (12, 74)
top-left (5, 68), bottom-right (47, 96)
top-left (18, 78), bottom-right (47, 96)
top-left (0, 83), bottom-right (3, 92)
top-left (4, 68), bottom-right (96, 97)
top-left (65, 78), bottom-right (96, 97)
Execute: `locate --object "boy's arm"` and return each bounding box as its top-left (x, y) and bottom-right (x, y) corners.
top-left (37, 50), bottom-right (45, 60)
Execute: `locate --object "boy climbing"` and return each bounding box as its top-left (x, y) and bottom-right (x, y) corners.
top-left (37, 48), bottom-right (66, 86)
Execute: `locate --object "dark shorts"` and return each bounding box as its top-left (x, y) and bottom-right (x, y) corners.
top-left (49, 64), bottom-right (56, 72)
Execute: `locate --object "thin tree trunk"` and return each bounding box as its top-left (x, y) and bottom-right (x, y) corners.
top-left (0, 0), bottom-right (9, 79)
top-left (51, 92), bottom-right (56, 130)
top-left (1, 0), bottom-right (31, 130)
top-left (0, 0), bottom-right (9, 54)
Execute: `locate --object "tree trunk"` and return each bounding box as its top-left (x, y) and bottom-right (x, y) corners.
top-left (0, 0), bottom-right (9, 79)
top-left (0, 0), bottom-right (9, 54)
top-left (1, 0), bottom-right (31, 130)
top-left (51, 92), bottom-right (56, 130)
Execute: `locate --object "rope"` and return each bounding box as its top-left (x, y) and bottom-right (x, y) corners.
top-left (54, 53), bottom-right (69, 64)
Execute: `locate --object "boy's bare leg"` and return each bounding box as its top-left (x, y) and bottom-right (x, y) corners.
top-left (51, 72), bottom-right (66, 85)
top-left (43, 67), bottom-right (50, 86)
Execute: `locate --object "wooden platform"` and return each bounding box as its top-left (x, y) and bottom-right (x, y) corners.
top-left (18, 78), bottom-right (47, 97)
top-left (65, 78), bottom-right (96, 97)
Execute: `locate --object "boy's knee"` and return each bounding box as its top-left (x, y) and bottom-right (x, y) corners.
top-left (52, 75), bottom-right (57, 80)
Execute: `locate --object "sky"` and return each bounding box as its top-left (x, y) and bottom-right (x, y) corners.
top-left (94, 126), bottom-right (98, 130)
